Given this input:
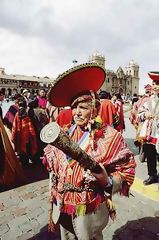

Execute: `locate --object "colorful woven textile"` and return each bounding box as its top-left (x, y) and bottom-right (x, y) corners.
top-left (43, 124), bottom-right (136, 217)
top-left (11, 113), bottom-right (37, 155)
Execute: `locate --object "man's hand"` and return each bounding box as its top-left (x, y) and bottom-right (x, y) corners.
top-left (92, 163), bottom-right (109, 187)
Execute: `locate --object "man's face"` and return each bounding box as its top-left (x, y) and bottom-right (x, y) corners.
top-left (39, 90), bottom-right (45, 97)
top-left (73, 101), bottom-right (92, 127)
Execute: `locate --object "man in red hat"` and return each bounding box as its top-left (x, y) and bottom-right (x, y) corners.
top-left (129, 84), bottom-right (152, 163)
top-left (136, 71), bottom-right (159, 185)
top-left (42, 63), bottom-right (136, 239)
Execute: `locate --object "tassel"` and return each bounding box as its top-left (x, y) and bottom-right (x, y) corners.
top-left (76, 205), bottom-right (86, 216)
top-left (48, 204), bottom-right (56, 232)
top-left (106, 198), bottom-right (116, 221)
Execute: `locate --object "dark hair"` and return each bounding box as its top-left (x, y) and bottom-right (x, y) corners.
top-left (28, 98), bottom-right (39, 108)
top-left (0, 89), bottom-right (4, 96)
top-left (99, 90), bottom-right (111, 100)
top-left (13, 94), bottom-right (22, 100)
top-left (114, 93), bottom-right (122, 100)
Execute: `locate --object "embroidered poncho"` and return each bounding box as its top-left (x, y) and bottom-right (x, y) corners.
top-left (43, 124), bottom-right (136, 217)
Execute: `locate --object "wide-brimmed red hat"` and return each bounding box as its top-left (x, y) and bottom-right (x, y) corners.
top-left (48, 63), bottom-right (106, 107)
top-left (148, 71), bottom-right (159, 82)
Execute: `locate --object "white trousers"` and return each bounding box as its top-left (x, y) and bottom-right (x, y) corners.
top-left (59, 202), bottom-right (109, 240)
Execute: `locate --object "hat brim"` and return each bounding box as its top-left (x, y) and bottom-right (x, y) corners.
top-left (148, 71), bottom-right (159, 82)
top-left (48, 63), bottom-right (106, 107)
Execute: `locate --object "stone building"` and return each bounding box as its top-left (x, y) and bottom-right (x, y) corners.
top-left (88, 52), bottom-right (140, 97)
top-left (0, 54), bottom-right (139, 98)
top-left (0, 67), bottom-right (54, 97)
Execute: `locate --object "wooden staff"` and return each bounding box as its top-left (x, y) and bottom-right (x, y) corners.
top-left (40, 122), bottom-right (102, 173)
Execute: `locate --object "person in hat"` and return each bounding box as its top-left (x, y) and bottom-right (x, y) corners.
top-left (98, 90), bottom-right (120, 131)
top-left (3, 94), bottom-right (22, 130)
top-left (22, 89), bottom-right (30, 104)
top-left (42, 63), bottom-right (136, 239)
top-left (112, 93), bottom-right (125, 133)
top-left (129, 84), bottom-right (152, 163)
top-left (136, 71), bottom-right (159, 185)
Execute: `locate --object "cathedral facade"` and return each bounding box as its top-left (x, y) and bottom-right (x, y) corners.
top-left (0, 53), bottom-right (139, 98)
top-left (88, 52), bottom-right (140, 97)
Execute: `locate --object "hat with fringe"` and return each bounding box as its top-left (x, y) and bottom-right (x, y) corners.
top-left (148, 71), bottom-right (159, 82)
top-left (48, 63), bottom-right (106, 107)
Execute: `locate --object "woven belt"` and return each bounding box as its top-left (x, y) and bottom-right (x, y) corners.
top-left (58, 182), bottom-right (94, 194)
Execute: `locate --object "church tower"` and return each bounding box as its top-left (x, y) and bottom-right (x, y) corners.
top-left (88, 51), bottom-right (106, 68)
top-left (88, 52), bottom-right (106, 90)
top-left (125, 60), bottom-right (139, 94)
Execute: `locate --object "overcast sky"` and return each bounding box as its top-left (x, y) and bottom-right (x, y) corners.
top-left (0, 0), bottom-right (159, 93)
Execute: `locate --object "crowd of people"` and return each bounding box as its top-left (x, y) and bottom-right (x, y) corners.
top-left (0, 62), bottom-right (158, 239)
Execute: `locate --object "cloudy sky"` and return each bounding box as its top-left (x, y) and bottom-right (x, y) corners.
top-left (0, 0), bottom-right (159, 93)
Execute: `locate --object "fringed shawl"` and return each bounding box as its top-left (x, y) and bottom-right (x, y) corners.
top-left (43, 124), bottom-right (136, 217)
top-left (11, 113), bottom-right (37, 156)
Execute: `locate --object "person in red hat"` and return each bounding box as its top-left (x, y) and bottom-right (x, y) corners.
top-left (129, 84), bottom-right (152, 163)
top-left (136, 71), bottom-right (159, 185)
top-left (42, 63), bottom-right (136, 239)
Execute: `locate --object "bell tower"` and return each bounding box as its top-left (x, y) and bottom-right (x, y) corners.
top-left (125, 60), bottom-right (139, 94)
top-left (88, 51), bottom-right (105, 68)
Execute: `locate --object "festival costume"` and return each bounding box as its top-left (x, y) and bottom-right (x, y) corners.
top-left (11, 113), bottom-right (37, 158)
top-left (98, 99), bottom-right (120, 130)
top-left (57, 108), bottom-right (73, 127)
top-left (137, 72), bottom-right (159, 184)
top-left (41, 63), bottom-right (136, 239)
top-left (113, 99), bottom-right (125, 132)
top-left (3, 105), bottom-right (18, 130)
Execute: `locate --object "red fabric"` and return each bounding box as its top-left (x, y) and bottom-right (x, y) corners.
top-left (11, 113), bottom-right (37, 156)
top-left (148, 72), bottom-right (159, 82)
top-left (99, 99), bottom-right (116, 126)
top-left (48, 64), bottom-right (106, 107)
top-left (57, 109), bottom-right (73, 127)
top-left (113, 100), bottom-right (125, 131)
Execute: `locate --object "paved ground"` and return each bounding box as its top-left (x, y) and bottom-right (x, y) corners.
top-left (0, 110), bottom-right (159, 240)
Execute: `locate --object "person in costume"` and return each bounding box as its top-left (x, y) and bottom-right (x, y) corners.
top-left (129, 84), bottom-right (152, 163)
top-left (112, 93), bottom-right (125, 133)
top-left (37, 89), bottom-right (47, 109)
top-left (137, 71), bottom-right (159, 185)
top-left (0, 91), bottom-right (26, 190)
top-left (11, 97), bottom-right (38, 166)
top-left (42, 63), bottom-right (136, 240)
top-left (98, 90), bottom-right (120, 131)
top-left (3, 94), bottom-right (22, 130)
